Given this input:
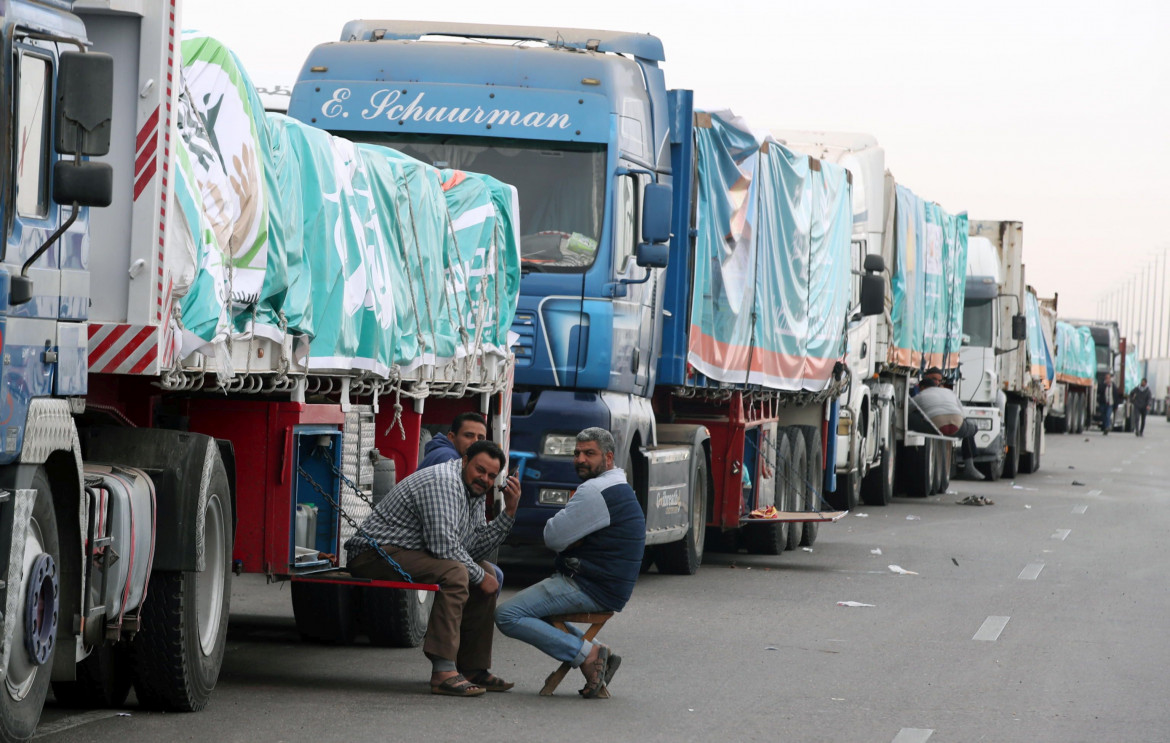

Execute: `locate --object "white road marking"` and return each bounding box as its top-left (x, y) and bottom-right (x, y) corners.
top-left (1086, 489), bottom-right (1102, 496)
top-left (1073, 505), bottom-right (1088, 514)
top-left (1018, 562), bottom-right (1045, 580)
top-left (1110, 467), bottom-right (1122, 472)
top-left (33, 710), bottom-right (124, 738)
top-left (1052, 529), bottom-right (1071, 540)
top-left (892, 729), bottom-right (934, 743)
top-left (974, 615), bottom-right (1010, 641)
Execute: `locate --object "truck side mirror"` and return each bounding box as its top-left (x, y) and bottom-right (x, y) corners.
top-left (635, 242), bottom-right (669, 269)
top-left (860, 274), bottom-right (885, 316)
top-left (55, 51), bottom-right (114, 157)
top-left (641, 183), bottom-right (672, 244)
top-left (53, 160), bottom-right (113, 207)
top-left (863, 253), bottom-right (885, 273)
top-left (1012, 314), bottom-right (1027, 341)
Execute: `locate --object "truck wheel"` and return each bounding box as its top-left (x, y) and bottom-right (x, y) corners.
top-left (291, 583), bottom-right (359, 645)
top-left (51, 644), bottom-right (132, 709)
top-left (362, 588), bottom-right (434, 648)
top-left (929, 440), bottom-right (943, 494)
top-left (744, 431), bottom-right (789, 555)
top-left (655, 457), bottom-right (707, 575)
top-left (977, 451), bottom-right (1004, 481)
top-left (907, 443), bottom-right (932, 498)
top-left (1028, 417), bottom-right (1042, 473)
top-left (784, 433), bottom-right (807, 551)
top-left (826, 429), bottom-right (861, 511)
top-left (1, 471), bottom-right (59, 741)
top-left (1003, 412), bottom-right (1021, 478)
top-left (131, 458), bottom-right (232, 712)
top-left (938, 443), bottom-right (952, 493)
top-left (798, 426), bottom-right (822, 546)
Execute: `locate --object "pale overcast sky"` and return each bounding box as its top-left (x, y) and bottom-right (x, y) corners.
top-left (183, 1), bottom-right (1170, 344)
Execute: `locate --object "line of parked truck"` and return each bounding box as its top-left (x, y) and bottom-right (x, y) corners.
top-left (0, 2), bottom-right (1136, 739)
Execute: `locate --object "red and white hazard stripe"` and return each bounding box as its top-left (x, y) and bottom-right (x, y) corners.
top-left (89, 324), bottom-right (160, 375)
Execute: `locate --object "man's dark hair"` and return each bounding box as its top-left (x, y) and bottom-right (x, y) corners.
top-left (450, 411), bottom-right (487, 434)
top-left (464, 439), bottom-right (505, 469)
top-left (924, 367), bottom-right (944, 378)
top-left (918, 377), bottom-right (938, 389)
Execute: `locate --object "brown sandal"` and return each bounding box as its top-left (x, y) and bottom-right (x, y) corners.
top-left (465, 670), bottom-right (515, 692)
top-left (430, 674), bottom-right (485, 697)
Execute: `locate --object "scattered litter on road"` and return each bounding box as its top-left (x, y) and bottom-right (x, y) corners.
top-left (854, 512), bottom-right (869, 518)
top-left (946, 489), bottom-right (959, 495)
top-left (837, 601), bottom-right (876, 607)
top-left (906, 515), bottom-right (920, 520)
top-left (118, 713), bottom-right (132, 717)
top-left (688, 708), bottom-right (695, 712)
top-left (802, 547), bottom-right (813, 552)
top-left (951, 557), bottom-right (959, 566)
top-left (888, 564), bottom-right (918, 575)
top-left (1072, 481), bottom-right (1085, 486)
top-left (831, 698), bottom-right (845, 701)
top-left (871, 548), bottom-right (882, 555)
top-left (1013, 485), bottom-right (1023, 489)
top-left (1025, 505), bottom-right (1032, 509)
top-left (765, 646), bottom-right (779, 651)
top-left (1069, 465), bottom-right (1075, 469)
top-left (958, 495), bottom-right (994, 506)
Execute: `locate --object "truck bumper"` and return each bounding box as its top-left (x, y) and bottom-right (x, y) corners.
top-left (961, 405), bottom-right (1003, 462)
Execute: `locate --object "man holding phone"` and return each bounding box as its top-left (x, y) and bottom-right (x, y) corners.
top-left (495, 427), bottom-right (646, 699)
top-left (345, 440), bottom-right (521, 697)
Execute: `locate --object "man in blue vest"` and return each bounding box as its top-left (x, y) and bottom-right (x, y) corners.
top-left (495, 427), bottom-right (646, 698)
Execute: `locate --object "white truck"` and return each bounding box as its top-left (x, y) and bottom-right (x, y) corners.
top-left (773, 131), bottom-right (968, 506)
top-left (957, 221), bottom-right (1046, 479)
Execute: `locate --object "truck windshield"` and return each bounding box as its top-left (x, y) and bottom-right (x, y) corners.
top-left (963, 298), bottom-right (994, 348)
top-left (347, 133), bottom-right (606, 273)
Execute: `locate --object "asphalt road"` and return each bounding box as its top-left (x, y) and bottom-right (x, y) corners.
top-left (35, 416), bottom-right (1170, 742)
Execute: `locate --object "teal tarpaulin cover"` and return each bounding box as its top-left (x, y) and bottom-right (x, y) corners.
top-left (687, 110), bottom-right (851, 392)
top-left (172, 32), bottom-right (519, 380)
top-left (889, 186), bottom-right (968, 370)
top-left (1054, 321), bottom-right (1095, 387)
top-left (1025, 293), bottom-right (1054, 387)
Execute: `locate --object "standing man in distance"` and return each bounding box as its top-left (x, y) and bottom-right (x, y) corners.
top-left (1130, 377), bottom-right (1152, 437)
top-left (1098, 372), bottom-right (1120, 435)
top-left (419, 412), bottom-right (488, 469)
top-left (345, 440), bottom-right (521, 697)
top-left (495, 427), bottom-right (646, 699)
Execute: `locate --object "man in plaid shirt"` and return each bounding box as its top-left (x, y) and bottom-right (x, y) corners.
top-left (346, 439), bottom-right (520, 697)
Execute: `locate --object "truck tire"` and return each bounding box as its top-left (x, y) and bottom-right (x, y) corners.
top-left (1019, 413), bottom-right (1038, 474)
top-left (1003, 411), bottom-right (1021, 479)
top-left (362, 588), bottom-right (434, 648)
top-left (785, 433), bottom-right (807, 551)
top-left (1, 470), bottom-right (59, 741)
top-left (291, 583), bottom-right (359, 645)
top-left (938, 442), bottom-right (952, 493)
top-left (131, 457), bottom-right (232, 712)
top-left (906, 443), bottom-right (932, 498)
top-left (1028, 416), bottom-right (1043, 473)
top-left (50, 644), bottom-right (133, 709)
top-left (798, 426), bottom-right (821, 547)
top-left (655, 456), bottom-right (707, 575)
top-left (861, 412), bottom-right (895, 506)
top-left (827, 428), bottom-right (861, 511)
top-left (744, 431), bottom-right (789, 555)
top-left (930, 440), bottom-right (943, 494)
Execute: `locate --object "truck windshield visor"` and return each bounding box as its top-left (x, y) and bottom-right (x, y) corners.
top-left (963, 298), bottom-right (994, 348)
top-left (352, 134), bottom-right (606, 273)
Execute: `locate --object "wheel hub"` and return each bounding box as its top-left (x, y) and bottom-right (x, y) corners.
top-left (23, 553), bottom-right (58, 666)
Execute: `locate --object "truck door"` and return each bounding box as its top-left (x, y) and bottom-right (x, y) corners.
top-left (612, 172), bottom-right (661, 397)
top-left (3, 41), bottom-right (62, 435)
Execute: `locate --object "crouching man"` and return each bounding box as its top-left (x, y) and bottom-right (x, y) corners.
top-left (495, 427), bottom-right (646, 698)
top-left (345, 440), bottom-right (520, 697)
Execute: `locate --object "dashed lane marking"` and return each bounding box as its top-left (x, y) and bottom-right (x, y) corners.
top-left (1018, 561), bottom-right (1045, 580)
top-left (1073, 505), bottom-right (1088, 514)
top-left (1086, 489), bottom-right (1102, 496)
top-left (973, 615), bottom-right (1010, 641)
top-left (892, 729), bottom-right (934, 743)
top-left (1052, 529), bottom-right (1071, 540)
top-left (1110, 467), bottom-right (1123, 472)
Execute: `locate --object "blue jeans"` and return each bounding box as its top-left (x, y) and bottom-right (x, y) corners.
top-left (496, 573), bottom-right (604, 666)
top-left (1100, 403), bottom-right (1113, 432)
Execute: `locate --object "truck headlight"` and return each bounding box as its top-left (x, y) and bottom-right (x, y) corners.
top-left (542, 434), bottom-right (577, 456)
top-left (538, 488), bottom-right (572, 505)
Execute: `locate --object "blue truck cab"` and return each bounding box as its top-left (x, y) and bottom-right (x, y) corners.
top-left (288, 22), bottom-right (706, 566)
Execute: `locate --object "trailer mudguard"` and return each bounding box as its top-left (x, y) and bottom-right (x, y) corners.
top-left (78, 428), bottom-right (235, 572)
